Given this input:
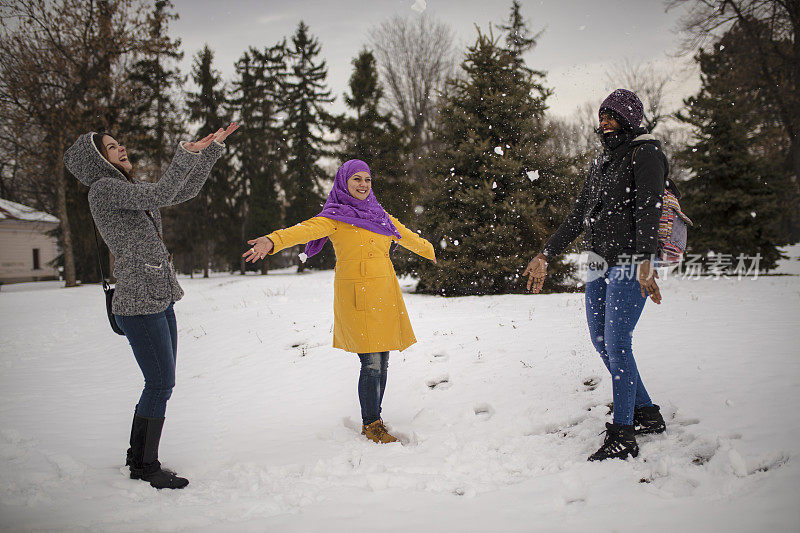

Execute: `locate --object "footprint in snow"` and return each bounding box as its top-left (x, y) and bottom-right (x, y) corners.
top-left (426, 375), bottom-right (451, 390)
top-left (582, 376), bottom-right (601, 391)
top-left (473, 403), bottom-right (494, 420)
top-left (431, 352), bottom-right (449, 362)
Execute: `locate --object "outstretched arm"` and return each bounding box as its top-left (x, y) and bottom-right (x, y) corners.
top-left (169, 123), bottom-right (239, 205)
top-left (167, 141), bottom-right (226, 205)
top-left (524, 166), bottom-right (592, 293)
top-left (389, 215), bottom-right (436, 262)
top-left (88, 142), bottom-right (200, 210)
top-left (243, 217), bottom-right (338, 262)
top-left (541, 169), bottom-right (592, 259)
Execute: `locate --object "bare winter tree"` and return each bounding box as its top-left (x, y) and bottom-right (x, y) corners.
top-left (368, 14), bottom-right (456, 148)
top-left (573, 100), bottom-right (604, 156)
top-left (605, 59), bottom-right (672, 132)
top-left (0, 0), bottom-right (152, 286)
top-left (666, 0), bottom-right (800, 187)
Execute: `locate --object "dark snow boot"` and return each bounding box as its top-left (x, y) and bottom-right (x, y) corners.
top-left (125, 409), bottom-right (136, 467)
top-left (588, 422), bottom-right (639, 461)
top-left (128, 414), bottom-right (189, 489)
top-left (633, 404), bottom-right (666, 435)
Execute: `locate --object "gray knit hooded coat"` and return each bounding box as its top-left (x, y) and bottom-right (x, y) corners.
top-left (64, 133), bottom-right (225, 316)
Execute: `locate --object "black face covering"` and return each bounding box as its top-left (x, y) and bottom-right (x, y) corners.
top-left (600, 130), bottom-right (628, 151)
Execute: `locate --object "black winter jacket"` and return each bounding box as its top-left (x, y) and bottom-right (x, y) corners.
top-left (543, 129), bottom-right (669, 266)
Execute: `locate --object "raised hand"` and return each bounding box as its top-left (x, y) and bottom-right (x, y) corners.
top-left (523, 253), bottom-right (548, 293)
top-left (213, 122), bottom-right (239, 144)
top-left (183, 133), bottom-right (215, 153)
top-left (243, 235), bottom-right (274, 263)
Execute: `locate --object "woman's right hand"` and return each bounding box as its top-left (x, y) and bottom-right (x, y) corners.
top-left (523, 253), bottom-right (548, 293)
top-left (243, 236), bottom-right (274, 263)
top-left (212, 122), bottom-right (239, 144)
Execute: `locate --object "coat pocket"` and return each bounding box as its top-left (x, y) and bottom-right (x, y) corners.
top-left (355, 283), bottom-right (366, 311)
top-left (141, 260), bottom-right (169, 301)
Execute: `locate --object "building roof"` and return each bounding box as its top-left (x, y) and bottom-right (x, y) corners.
top-left (0, 198), bottom-right (60, 223)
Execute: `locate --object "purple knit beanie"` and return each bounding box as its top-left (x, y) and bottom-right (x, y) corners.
top-left (599, 89), bottom-right (644, 129)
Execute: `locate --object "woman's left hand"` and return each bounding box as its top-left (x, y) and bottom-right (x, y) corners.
top-left (637, 260), bottom-right (662, 304)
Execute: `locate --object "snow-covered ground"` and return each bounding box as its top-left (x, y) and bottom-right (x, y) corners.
top-left (1, 245), bottom-right (799, 532)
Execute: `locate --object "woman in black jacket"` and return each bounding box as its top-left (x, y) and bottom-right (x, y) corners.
top-left (523, 89), bottom-right (669, 461)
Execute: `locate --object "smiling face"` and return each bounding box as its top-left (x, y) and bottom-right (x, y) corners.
top-left (101, 135), bottom-right (133, 173)
top-left (599, 112), bottom-right (621, 134)
top-left (347, 171), bottom-right (372, 200)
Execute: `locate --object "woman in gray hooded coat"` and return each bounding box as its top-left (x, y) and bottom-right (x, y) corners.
top-left (64, 123), bottom-right (238, 489)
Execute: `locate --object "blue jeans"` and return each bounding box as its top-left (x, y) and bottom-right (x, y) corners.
top-left (358, 352), bottom-right (389, 425)
top-left (114, 304), bottom-right (178, 418)
top-left (585, 265), bottom-right (652, 425)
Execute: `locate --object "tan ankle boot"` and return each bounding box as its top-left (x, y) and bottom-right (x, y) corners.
top-left (361, 419), bottom-right (398, 444)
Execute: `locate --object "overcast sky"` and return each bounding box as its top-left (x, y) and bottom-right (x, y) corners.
top-left (170, 0), bottom-right (700, 121)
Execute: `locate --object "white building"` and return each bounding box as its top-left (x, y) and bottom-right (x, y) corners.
top-left (0, 199), bottom-right (60, 284)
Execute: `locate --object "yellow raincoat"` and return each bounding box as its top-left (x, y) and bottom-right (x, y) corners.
top-left (266, 215), bottom-right (435, 353)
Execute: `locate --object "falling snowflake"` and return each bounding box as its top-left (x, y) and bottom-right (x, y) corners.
top-left (527, 170), bottom-right (539, 181)
top-left (411, 0), bottom-right (426, 13)
top-left (298, 252), bottom-right (308, 263)
top-left (492, 181), bottom-right (497, 189)
top-left (494, 146), bottom-right (504, 155)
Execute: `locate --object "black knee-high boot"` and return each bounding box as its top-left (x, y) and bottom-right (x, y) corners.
top-left (125, 408), bottom-right (136, 467)
top-left (128, 414), bottom-right (189, 489)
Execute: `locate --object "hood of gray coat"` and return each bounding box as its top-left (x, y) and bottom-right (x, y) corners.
top-left (64, 132), bottom-right (128, 187)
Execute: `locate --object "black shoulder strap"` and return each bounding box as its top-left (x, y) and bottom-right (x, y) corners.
top-left (91, 221), bottom-right (110, 292)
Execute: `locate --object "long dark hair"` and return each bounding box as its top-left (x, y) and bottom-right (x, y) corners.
top-left (92, 132), bottom-right (132, 179)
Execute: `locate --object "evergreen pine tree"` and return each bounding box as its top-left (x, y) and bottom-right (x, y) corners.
top-left (282, 21), bottom-right (335, 270)
top-left (415, 31), bottom-right (573, 295)
top-left (179, 45), bottom-right (234, 277)
top-left (122, 0), bottom-right (184, 178)
top-left (679, 35), bottom-right (784, 271)
top-left (337, 49), bottom-right (410, 221)
top-left (231, 44), bottom-right (286, 274)
top-left (498, 1), bottom-right (543, 79)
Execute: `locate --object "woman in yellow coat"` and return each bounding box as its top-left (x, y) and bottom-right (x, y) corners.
top-left (243, 159), bottom-right (436, 443)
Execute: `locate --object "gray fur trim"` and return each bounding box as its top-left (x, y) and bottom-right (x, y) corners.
top-left (632, 133), bottom-right (657, 142)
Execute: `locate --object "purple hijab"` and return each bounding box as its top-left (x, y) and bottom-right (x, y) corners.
top-left (304, 159), bottom-right (401, 258)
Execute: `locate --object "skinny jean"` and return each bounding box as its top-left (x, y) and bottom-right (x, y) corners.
top-left (585, 265), bottom-right (653, 425)
top-left (358, 352), bottom-right (389, 425)
top-left (114, 303), bottom-right (178, 418)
